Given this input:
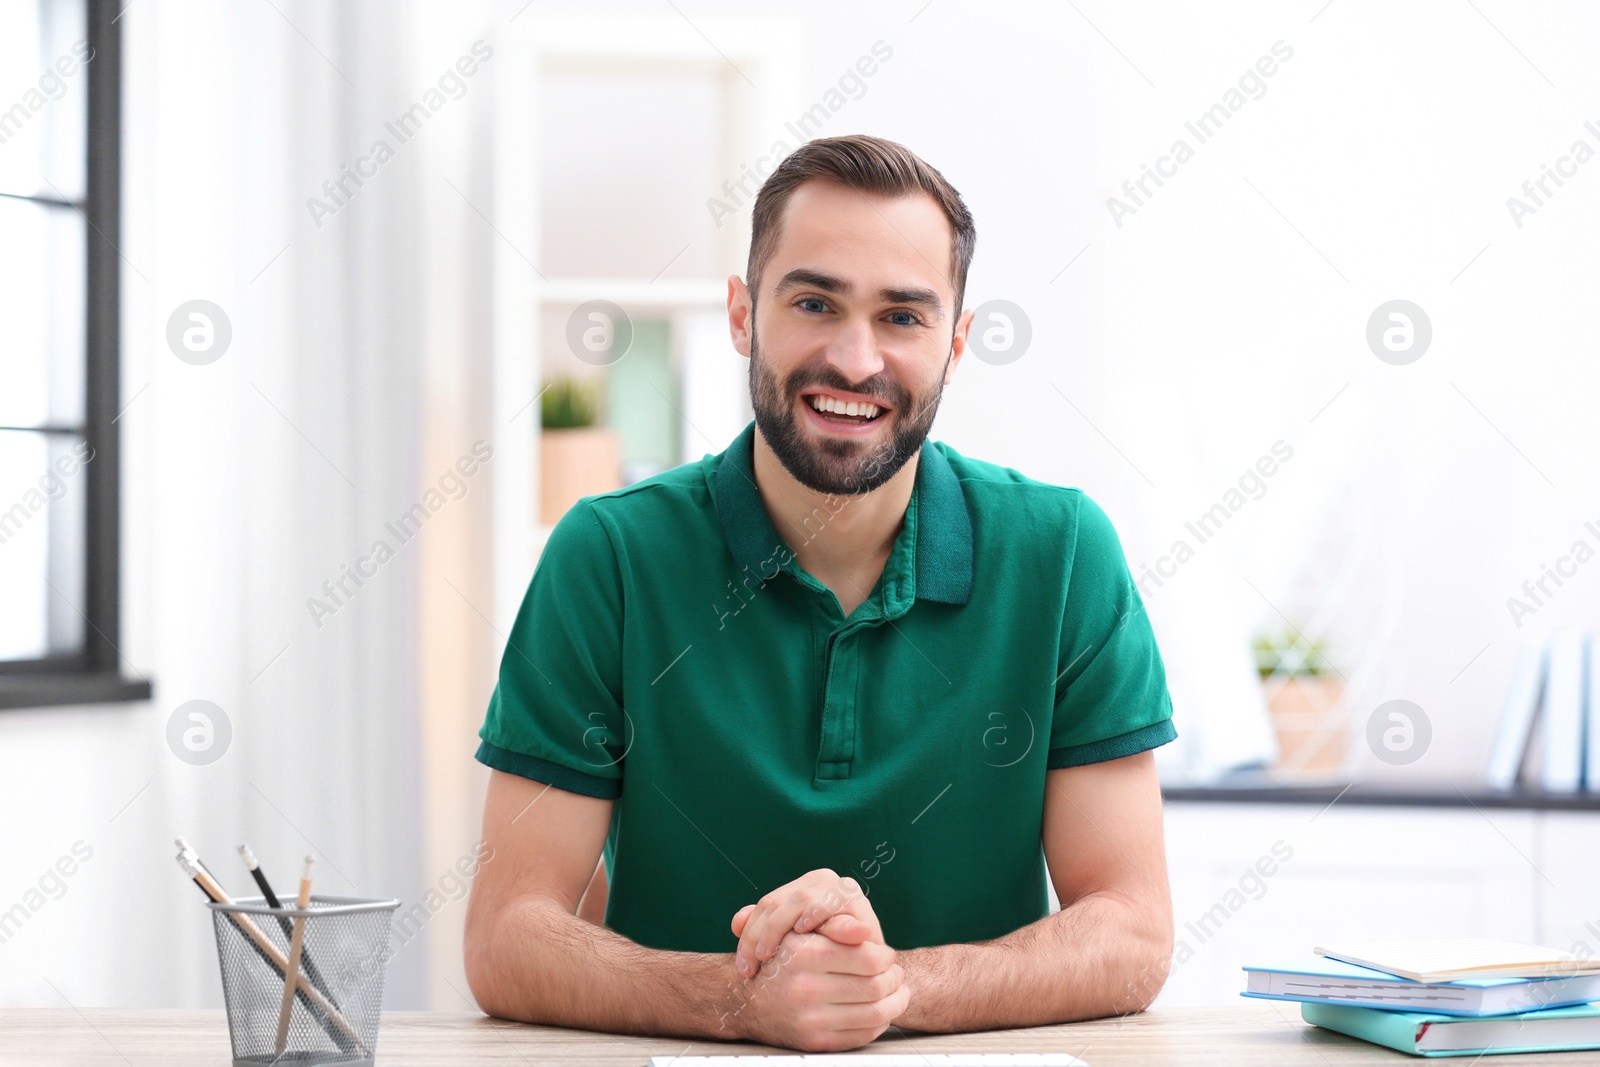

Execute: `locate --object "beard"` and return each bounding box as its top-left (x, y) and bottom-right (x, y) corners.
top-left (748, 319), bottom-right (948, 496)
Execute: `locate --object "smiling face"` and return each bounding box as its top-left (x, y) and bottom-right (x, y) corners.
top-left (733, 180), bottom-right (972, 496)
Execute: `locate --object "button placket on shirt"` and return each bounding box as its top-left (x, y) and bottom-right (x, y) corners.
top-left (815, 608), bottom-right (881, 781)
top-left (806, 497), bottom-right (918, 784)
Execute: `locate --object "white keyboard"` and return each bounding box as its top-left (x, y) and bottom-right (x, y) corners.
top-left (648, 1055), bottom-right (1089, 1066)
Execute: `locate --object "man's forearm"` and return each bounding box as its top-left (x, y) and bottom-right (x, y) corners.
top-left (466, 896), bottom-right (755, 1040)
top-left (894, 890), bottom-right (1172, 1033)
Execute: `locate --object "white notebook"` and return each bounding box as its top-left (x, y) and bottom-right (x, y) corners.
top-left (648, 1056), bottom-right (1089, 1066)
top-left (1314, 938), bottom-right (1600, 983)
top-left (1485, 638), bottom-right (1546, 789)
top-left (1586, 633), bottom-right (1600, 794)
top-left (1541, 631), bottom-right (1586, 791)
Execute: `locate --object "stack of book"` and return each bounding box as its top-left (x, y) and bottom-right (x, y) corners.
top-left (1486, 631), bottom-right (1599, 792)
top-left (1243, 939), bottom-right (1600, 1056)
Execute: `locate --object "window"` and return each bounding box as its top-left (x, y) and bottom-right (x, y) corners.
top-left (0, 0), bottom-right (147, 708)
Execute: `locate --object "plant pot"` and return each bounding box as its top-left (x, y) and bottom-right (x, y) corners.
top-left (1262, 675), bottom-right (1348, 776)
top-left (540, 428), bottom-right (621, 525)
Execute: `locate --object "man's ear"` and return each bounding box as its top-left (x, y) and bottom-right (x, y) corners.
top-left (728, 274), bottom-right (754, 359)
top-left (945, 306), bottom-right (975, 385)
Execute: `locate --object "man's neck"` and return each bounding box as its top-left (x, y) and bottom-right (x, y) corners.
top-left (751, 426), bottom-right (919, 616)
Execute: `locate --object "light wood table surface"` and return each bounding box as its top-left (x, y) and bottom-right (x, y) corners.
top-left (5, 1001), bottom-right (1600, 1065)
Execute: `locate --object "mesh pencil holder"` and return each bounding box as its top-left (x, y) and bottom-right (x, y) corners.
top-left (207, 895), bottom-right (401, 1067)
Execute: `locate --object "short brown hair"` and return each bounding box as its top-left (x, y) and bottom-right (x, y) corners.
top-left (747, 134), bottom-right (976, 319)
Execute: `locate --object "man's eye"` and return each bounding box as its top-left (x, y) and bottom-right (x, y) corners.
top-left (796, 297), bottom-right (829, 314)
top-left (887, 310), bottom-right (924, 327)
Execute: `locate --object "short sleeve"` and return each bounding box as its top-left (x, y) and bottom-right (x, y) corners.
top-left (1047, 494), bottom-right (1176, 769)
top-left (476, 499), bottom-right (627, 798)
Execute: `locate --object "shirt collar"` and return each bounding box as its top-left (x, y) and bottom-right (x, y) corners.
top-left (712, 420), bottom-right (973, 607)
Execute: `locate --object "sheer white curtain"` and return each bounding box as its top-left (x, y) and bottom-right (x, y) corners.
top-left (0, 0), bottom-right (506, 1009)
top-left (125, 0), bottom-right (440, 1008)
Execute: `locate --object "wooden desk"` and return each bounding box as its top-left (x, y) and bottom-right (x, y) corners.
top-left (5, 1001), bottom-right (1600, 1065)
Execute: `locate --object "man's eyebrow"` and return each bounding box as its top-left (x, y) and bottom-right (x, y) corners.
top-left (772, 268), bottom-right (945, 318)
top-left (882, 287), bottom-right (944, 316)
top-left (773, 268), bottom-right (849, 295)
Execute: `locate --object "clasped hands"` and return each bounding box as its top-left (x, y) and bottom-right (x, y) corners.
top-left (722, 868), bottom-right (909, 1052)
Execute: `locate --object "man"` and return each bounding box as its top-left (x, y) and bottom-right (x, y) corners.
top-left (464, 134), bottom-right (1177, 1053)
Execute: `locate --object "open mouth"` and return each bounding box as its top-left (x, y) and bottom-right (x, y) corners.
top-left (802, 392), bottom-right (889, 426)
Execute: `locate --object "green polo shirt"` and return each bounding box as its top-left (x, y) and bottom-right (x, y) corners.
top-left (477, 420), bottom-right (1174, 952)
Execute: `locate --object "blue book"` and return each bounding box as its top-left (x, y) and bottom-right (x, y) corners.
top-left (1243, 956), bottom-right (1600, 1016)
top-left (1302, 1000), bottom-right (1600, 1057)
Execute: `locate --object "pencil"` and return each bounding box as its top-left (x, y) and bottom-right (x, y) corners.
top-left (176, 837), bottom-right (222, 885)
top-left (273, 855), bottom-right (314, 1056)
top-left (238, 844), bottom-right (285, 908)
top-left (175, 844), bottom-right (364, 1055)
top-left (239, 844), bottom-right (340, 1013)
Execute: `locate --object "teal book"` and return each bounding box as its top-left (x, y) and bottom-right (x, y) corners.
top-left (1303, 1000), bottom-right (1600, 1057)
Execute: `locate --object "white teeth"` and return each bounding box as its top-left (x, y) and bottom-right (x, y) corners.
top-left (808, 395), bottom-right (882, 418)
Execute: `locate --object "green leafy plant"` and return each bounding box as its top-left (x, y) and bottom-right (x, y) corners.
top-left (1252, 626), bottom-right (1336, 678)
top-left (540, 376), bottom-right (601, 430)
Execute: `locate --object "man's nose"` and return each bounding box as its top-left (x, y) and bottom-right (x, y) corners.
top-left (824, 315), bottom-right (885, 385)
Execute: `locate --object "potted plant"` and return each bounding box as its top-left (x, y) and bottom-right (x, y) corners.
top-left (539, 376), bottom-right (621, 525)
top-left (1253, 626), bottom-right (1347, 776)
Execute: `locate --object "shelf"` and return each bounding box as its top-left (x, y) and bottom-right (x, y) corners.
top-left (1162, 782), bottom-right (1600, 811)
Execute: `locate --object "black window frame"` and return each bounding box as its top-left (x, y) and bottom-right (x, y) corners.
top-left (0, 0), bottom-right (149, 710)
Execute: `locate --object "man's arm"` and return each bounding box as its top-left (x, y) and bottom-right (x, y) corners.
top-left (728, 750), bottom-right (1173, 1033)
top-left (576, 858), bottom-right (607, 925)
top-left (892, 749), bottom-right (1173, 1032)
top-left (464, 769), bottom-right (740, 1039)
top-left (464, 769), bottom-right (908, 1050)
